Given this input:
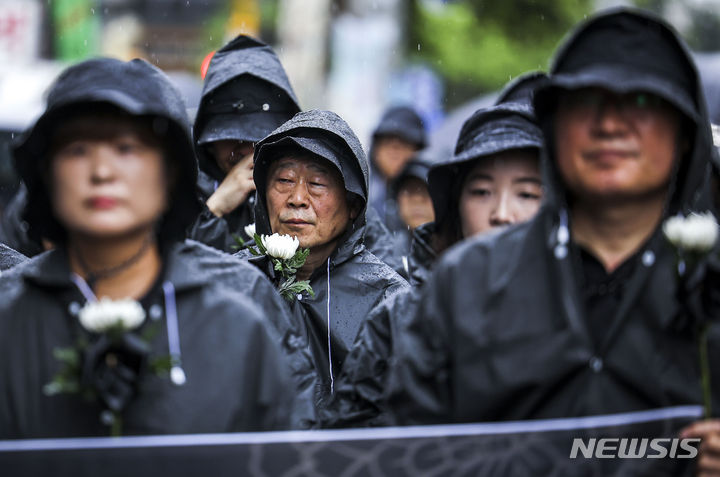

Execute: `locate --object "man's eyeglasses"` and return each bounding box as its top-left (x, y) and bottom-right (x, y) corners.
top-left (557, 88), bottom-right (671, 119)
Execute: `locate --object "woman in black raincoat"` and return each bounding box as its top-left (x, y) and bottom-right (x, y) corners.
top-left (387, 8), bottom-right (720, 429)
top-left (0, 58), bottom-right (300, 438)
top-left (404, 71), bottom-right (547, 285)
top-left (188, 35), bottom-right (302, 253)
top-left (241, 110), bottom-right (409, 412)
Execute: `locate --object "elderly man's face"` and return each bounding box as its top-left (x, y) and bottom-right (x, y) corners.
top-left (266, 155), bottom-right (355, 250)
top-left (554, 88), bottom-right (683, 203)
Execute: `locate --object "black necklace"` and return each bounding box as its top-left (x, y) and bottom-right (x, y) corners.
top-left (74, 234), bottom-right (154, 291)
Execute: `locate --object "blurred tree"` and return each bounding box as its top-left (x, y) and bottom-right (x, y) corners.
top-left (409, 0), bottom-right (592, 107)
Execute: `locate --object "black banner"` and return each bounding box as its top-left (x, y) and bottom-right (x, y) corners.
top-left (0, 406), bottom-right (703, 477)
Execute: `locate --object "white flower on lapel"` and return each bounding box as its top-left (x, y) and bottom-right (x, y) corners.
top-left (261, 233), bottom-right (300, 260)
top-left (78, 298), bottom-right (146, 333)
top-left (663, 212), bottom-right (718, 253)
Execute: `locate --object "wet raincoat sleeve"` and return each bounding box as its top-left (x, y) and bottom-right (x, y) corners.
top-left (385, 258), bottom-right (456, 425)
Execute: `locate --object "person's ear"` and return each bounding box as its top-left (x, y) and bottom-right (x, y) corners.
top-left (347, 194), bottom-right (362, 220)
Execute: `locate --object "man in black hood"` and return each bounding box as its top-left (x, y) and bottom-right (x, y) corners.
top-left (189, 35), bottom-right (301, 253)
top-left (386, 8), bottom-right (719, 430)
top-left (245, 109), bottom-right (408, 410)
top-left (318, 73), bottom-right (546, 428)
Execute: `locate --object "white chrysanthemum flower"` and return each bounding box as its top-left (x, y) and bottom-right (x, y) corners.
top-left (78, 297), bottom-right (146, 333)
top-left (244, 223), bottom-right (256, 238)
top-left (261, 233), bottom-right (299, 260)
top-left (663, 212), bottom-right (719, 253)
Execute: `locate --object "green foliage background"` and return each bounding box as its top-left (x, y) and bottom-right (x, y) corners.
top-left (408, 0), bottom-right (593, 105)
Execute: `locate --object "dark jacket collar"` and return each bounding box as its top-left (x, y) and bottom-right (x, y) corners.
top-left (22, 242), bottom-right (207, 293)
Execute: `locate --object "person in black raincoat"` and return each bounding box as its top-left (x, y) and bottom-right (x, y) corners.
top-left (0, 242), bottom-right (25, 271)
top-left (0, 57), bottom-right (302, 438)
top-left (188, 35), bottom-right (301, 253)
top-left (385, 8), bottom-right (720, 430)
top-left (397, 72), bottom-right (547, 285)
top-left (318, 74), bottom-right (546, 428)
top-left (387, 157), bottom-right (434, 271)
top-left (367, 106), bottom-right (426, 232)
top-left (242, 109), bottom-right (409, 411)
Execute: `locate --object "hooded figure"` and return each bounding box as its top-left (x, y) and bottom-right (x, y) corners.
top-left (0, 242), bottom-right (25, 271)
top-left (403, 72), bottom-right (547, 285)
top-left (0, 57), bottom-right (309, 438)
top-left (384, 157), bottom-right (433, 276)
top-left (243, 109), bottom-right (409, 410)
top-left (384, 8), bottom-right (719, 432)
top-left (189, 35), bottom-right (301, 253)
top-left (318, 74), bottom-right (546, 428)
top-left (368, 106), bottom-right (427, 233)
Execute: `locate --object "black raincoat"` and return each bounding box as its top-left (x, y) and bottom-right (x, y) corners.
top-left (0, 242), bottom-right (294, 437)
top-left (242, 110), bottom-right (409, 409)
top-left (386, 9), bottom-right (720, 425)
top-left (189, 36), bottom-right (301, 252)
top-left (1, 57), bottom-right (309, 436)
top-left (0, 242), bottom-right (25, 271)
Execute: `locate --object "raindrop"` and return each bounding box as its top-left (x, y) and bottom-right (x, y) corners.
top-left (186, 0), bottom-right (190, 6)
top-left (417, 43), bottom-right (421, 51)
top-left (540, 14), bottom-right (544, 21)
top-left (83, 39), bottom-right (87, 46)
top-left (90, 7), bottom-right (95, 15)
top-left (262, 103), bottom-right (270, 111)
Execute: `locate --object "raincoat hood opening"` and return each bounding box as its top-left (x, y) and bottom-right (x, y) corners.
top-left (12, 58), bottom-right (201, 246)
top-left (428, 103), bottom-right (544, 243)
top-left (533, 8), bottom-right (712, 216)
top-left (252, 110), bottom-right (370, 262)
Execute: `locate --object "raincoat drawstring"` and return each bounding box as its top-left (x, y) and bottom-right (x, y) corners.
top-left (554, 208), bottom-right (570, 259)
top-left (326, 257), bottom-right (334, 394)
top-left (71, 273), bottom-right (97, 302)
top-left (163, 281), bottom-right (187, 386)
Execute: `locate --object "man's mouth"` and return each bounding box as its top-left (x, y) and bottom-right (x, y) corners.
top-left (283, 219), bottom-right (312, 225)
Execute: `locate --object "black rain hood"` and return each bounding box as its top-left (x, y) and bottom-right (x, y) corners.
top-left (253, 110), bottom-right (369, 248)
top-left (428, 96), bottom-right (545, 225)
top-left (371, 106), bottom-right (427, 149)
top-left (194, 35), bottom-right (301, 182)
top-left (12, 57), bottom-right (201, 246)
top-left (533, 8), bottom-right (712, 215)
top-left (389, 157), bottom-right (432, 200)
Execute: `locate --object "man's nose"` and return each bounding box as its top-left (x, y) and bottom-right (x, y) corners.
top-left (592, 98), bottom-right (631, 136)
top-left (287, 180), bottom-right (310, 208)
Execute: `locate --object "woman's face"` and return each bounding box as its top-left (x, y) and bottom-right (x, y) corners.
top-left (50, 115), bottom-right (169, 239)
top-left (459, 149), bottom-right (542, 238)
